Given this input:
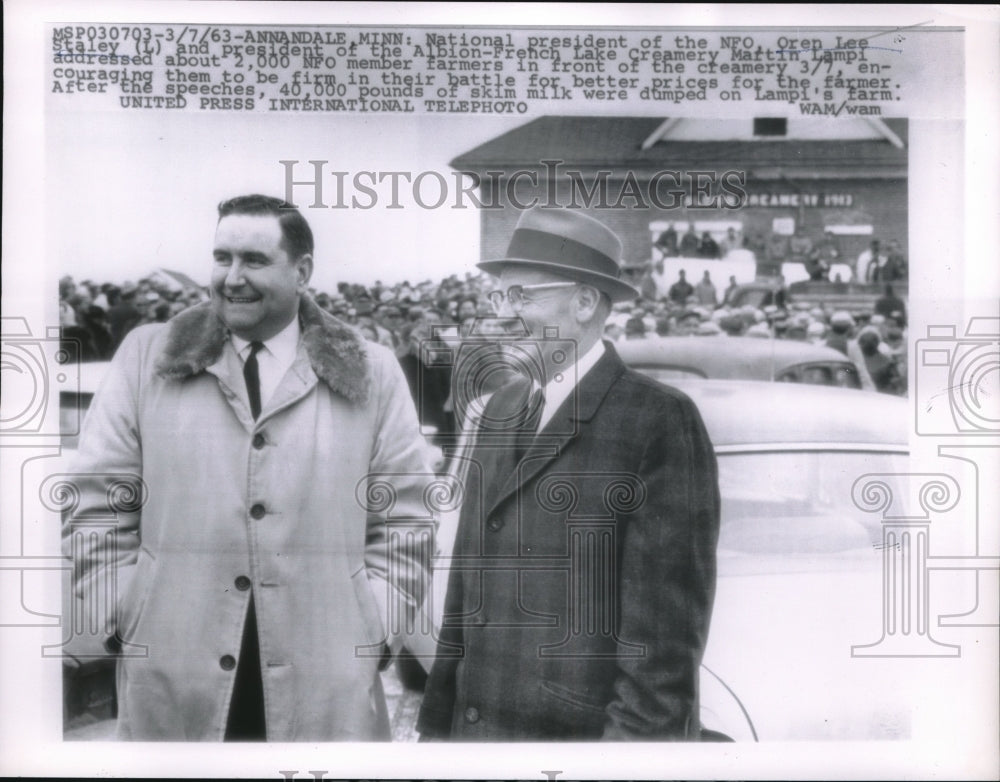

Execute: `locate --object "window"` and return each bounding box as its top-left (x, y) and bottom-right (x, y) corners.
top-left (716, 450), bottom-right (909, 559)
top-left (753, 118), bottom-right (788, 137)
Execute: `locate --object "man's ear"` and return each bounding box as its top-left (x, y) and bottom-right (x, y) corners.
top-left (575, 285), bottom-right (602, 323)
top-left (296, 254), bottom-right (314, 289)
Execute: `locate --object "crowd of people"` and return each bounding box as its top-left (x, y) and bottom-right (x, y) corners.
top-left (59, 275), bottom-right (205, 361)
top-left (654, 223), bottom-right (908, 283)
top-left (59, 259), bottom-right (908, 413)
top-left (607, 271), bottom-right (908, 395)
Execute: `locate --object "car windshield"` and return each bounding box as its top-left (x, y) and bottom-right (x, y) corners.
top-left (716, 449), bottom-right (909, 561)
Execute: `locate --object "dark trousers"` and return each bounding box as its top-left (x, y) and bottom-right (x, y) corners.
top-left (224, 595), bottom-right (266, 741)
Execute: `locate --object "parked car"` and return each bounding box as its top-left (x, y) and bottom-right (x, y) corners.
top-left (616, 336), bottom-right (863, 388)
top-left (730, 278), bottom-right (907, 320)
top-left (674, 379), bottom-right (912, 740)
top-left (412, 376), bottom-right (912, 741)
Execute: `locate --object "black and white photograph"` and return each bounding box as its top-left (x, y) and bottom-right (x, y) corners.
top-left (1, 2), bottom-right (998, 779)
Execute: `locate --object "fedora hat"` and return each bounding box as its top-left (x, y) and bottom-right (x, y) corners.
top-left (477, 207), bottom-right (639, 303)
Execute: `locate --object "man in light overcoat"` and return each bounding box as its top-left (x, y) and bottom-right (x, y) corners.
top-left (63, 194), bottom-right (434, 740)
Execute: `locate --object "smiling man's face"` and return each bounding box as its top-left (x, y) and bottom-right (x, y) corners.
top-left (210, 213), bottom-right (312, 341)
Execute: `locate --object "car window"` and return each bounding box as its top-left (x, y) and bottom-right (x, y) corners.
top-left (777, 363), bottom-right (862, 389)
top-left (783, 365), bottom-right (830, 385)
top-left (832, 364), bottom-right (862, 389)
top-left (716, 450), bottom-right (909, 559)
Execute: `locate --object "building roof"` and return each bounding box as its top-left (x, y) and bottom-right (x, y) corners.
top-left (450, 117), bottom-right (908, 178)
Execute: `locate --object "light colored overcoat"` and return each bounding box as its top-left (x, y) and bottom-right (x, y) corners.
top-left (63, 296), bottom-right (434, 740)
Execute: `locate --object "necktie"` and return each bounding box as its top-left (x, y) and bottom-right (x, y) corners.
top-left (476, 382), bottom-right (542, 512)
top-left (514, 386), bottom-right (545, 464)
top-left (243, 341), bottom-right (264, 420)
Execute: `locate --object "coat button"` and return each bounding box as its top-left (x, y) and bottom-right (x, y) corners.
top-left (219, 655), bottom-right (236, 671)
top-left (250, 503), bottom-right (266, 519)
top-left (252, 433), bottom-right (266, 449)
top-left (487, 518), bottom-right (503, 531)
top-left (464, 706), bottom-right (480, 724)
top-left (234, 575), bottom-right (251, 591)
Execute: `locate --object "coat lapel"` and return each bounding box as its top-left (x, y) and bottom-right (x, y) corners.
top-left (487, 342), bottom-right (627, 517)
top-left (155, 295), bottom-right (371, 404)
top-left (472, 378), bottom-right (532, 515)
top-left (203, 340), bottom-right (257, 429)
top-left (262, 350), bottom-right (320, 421)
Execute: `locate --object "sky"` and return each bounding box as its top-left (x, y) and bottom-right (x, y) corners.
top-left (46, 110), bottom-right (527, 292)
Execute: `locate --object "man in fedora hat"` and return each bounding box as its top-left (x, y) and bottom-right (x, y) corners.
top-left (417, 207), bottom-right (720, 741)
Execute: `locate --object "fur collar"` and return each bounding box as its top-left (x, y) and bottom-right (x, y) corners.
top-left (155, 295), bottom-right (370, 403)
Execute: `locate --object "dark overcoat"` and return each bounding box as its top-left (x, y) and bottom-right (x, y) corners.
top-left (417, 343), bottom-right (720, 740)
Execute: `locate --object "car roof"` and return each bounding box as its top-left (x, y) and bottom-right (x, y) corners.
top-left (616, 336), bottom-right (853, 380)
top-left (664, 379), bottom-right (908, 448)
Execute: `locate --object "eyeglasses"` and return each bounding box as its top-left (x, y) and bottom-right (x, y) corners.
top-left (486, 282), bottom-right (578, 313)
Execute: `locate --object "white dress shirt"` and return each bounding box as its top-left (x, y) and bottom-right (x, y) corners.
top-left (537, 338), bottom-right (606, 431)
top-left (231, 317), bottom-right (301, 409)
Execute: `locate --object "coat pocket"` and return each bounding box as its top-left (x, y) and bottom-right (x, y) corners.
top-left (115, 546), bottom-right (157, 643)
top-left (350, 566), bottom-right (388, 652)
top-left (538, 679), bottom-right (608, 738)
top-left (540, 679), bottom-right (608, 714)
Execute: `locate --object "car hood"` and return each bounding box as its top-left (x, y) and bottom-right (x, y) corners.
top-left (701, 552), bottom-right (915, 741)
